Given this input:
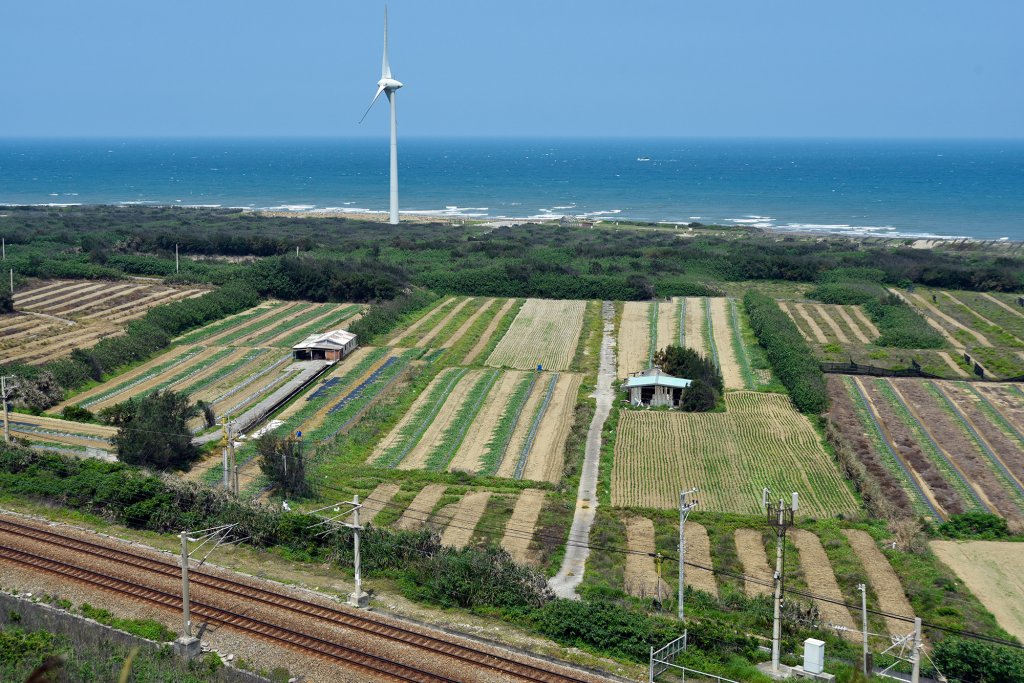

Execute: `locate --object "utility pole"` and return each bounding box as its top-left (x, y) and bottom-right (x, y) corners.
top-left (177, 523), bottom-right (242, 659)
top-left (307, 496), bottom-right (369, 608)
top-left (8, 268), bottom-right (12, 294)
top-left (911, 617), bottom-right (922, 683)
top-left (180, 531), bottom-right (192, 639)
top-left (764, 487), bottom-right (798, 676)
top-left (221, 418), bottom-right (238, 494)
top-left (859, 583), bottom-right (870, 676)
top-left (677, 487), bottom-right (699, 621)
top-left (655, 552), bottom-right (663, 606)
top-left (175, 244), bottom-right (179, 274)
top-left (2, 237), bottom-right (5, 260)
top-left (1, 375), bottom-right (16, 444)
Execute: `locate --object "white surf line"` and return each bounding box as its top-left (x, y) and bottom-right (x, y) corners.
top-left (549, 300), bottom-right (615, 600)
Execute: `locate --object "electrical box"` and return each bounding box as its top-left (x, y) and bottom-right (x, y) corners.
top-left (803, 638), bottom-right (825, 674)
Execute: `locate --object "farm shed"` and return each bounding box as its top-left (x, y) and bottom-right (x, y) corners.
top-left (623, 369), bottom-right (691, 408)
top-left (292, 329), bottom-right (357, 362)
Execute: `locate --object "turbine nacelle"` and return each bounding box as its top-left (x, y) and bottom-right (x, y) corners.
top-left (378, 77), bottom-right (403, 91)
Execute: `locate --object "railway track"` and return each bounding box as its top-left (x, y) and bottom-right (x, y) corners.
top-left (0, 542), bottom-right (456, 683)
top-left (0, 517), bottom-right (604, 683)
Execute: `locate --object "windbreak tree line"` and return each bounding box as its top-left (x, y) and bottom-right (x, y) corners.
top-left (744, 290), bottom-right (829, 414)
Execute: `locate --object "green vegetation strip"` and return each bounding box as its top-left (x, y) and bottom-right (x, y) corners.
top-left (80, 347), bottom-right (205, 408)
top-left (397, 297), bottom-right (460, 347)
top-left (962, 384), bottom-right (1024, 447)
top-left (317, 351), bottom-right (418, 443)
top-left (876, 380), bottom-right (988, 512)
top-left (181, 348), bottom-right (270, 396)
top-left (149, 347), bottom-right (234, 395)
top-left (514, 373), bottom-right (558, 479)
top-left (647, 301), bottom-right (658, 366)
top-left (727, 298), bottom-right (757, 389)
top-left (843, 377), bottom-right (940, 519)
top-left (211, 352), bottom-right (291, 406)
top-left (425, 368), bottom-right (501, 471)
top-left (703, 297), bottom-right (719, 368)
top-left (215, 303), bottom-right (304, 345)
top-left (377, 367), bottom-right (470, 468)
top-left (678, 297), bottom-right (686, 347)
top-left (248, 303), bottom-right (334, 346)
top-left (480, 373), bottom-right (538, 476)
top-left (175, 303), bottom-right (281, 345)
top-left (926, 381), bottom-right (1024, 506)
top-left (275, 304), bottom-right (362, 348)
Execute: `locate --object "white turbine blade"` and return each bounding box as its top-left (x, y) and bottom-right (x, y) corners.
top-left (382, 6), bottom-right (392, 79)
top-left (359, 85), bottom-right (386, 124)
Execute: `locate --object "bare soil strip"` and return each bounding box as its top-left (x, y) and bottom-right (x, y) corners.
top-left (442, 298), bottom-right (495, 350)
top-left (734, 529), bottom-right (773, 597)
top-left (682, 522), bottom-right (718, 597)
top-left (946, 292), bottom-right (1024, 346)
top-left (932, 540), bottom-right (1024, 642)
top-left (941, 292), bottom-right (1004, 345)
top-left (500, 489), bottom-right (545, 565)
top-left (371, 369), bottom-right (457, 458)
top-left (361, 483), bottom-right (401, 526)
top-left (385, 296), bottom-right (455, 346)
top-left (496, 376), bottom-right (547, 479)
top-left (393, 484), bottom-right (447, 531)
top-left (179, 302), bottom-right (281, 345)
top-left (849, 306), bottom-right (881, 339)
top-left (86, 288), bottom-right (208, 322)
top-left (462, 298), bottom-right (516, 365)
top-left (710, 297), bottom-right (745, 390)
top-left (439, 491), bottom-right (491, 549)
top-left (10, 413), bottom-right (117, 439)
top-left (260, 304), bottom-right (346, 347)
top-left (792, 530), bottom-right (858, 639)
top-left (617, 301), bottom-right (651, 379)
top-left (108, 289), bottom-right (209, 323)
top-left (47, 284), bottom-right (147, 316)
top-left (977, 384), bottom-right (1024, 435)
top-left (396, 370), bottom-right (485, 470)
top-left (836, 306), bottom-right (873, 343)
top-left (655, 301), bottom-right (677, 355)
top-left (415, 297), bottom-right (472, 348)
top-left (230, 303), bottom-right (307, 346)
top-left (15, 281), bottom-right (102, 307)
top-left (447, 370), bottom-right (526, 474)
top-left (20, 283), bottom-right (110, 311)
top-left (793, 303), bottom-right (830, 344)
top-left (11, 280), bottom-right (72, 303)
top-left (624, 517), bottom-right (671, 600)
top-left (843, 529), bottom-right (915, 635)
top-left (937, 351), bottom-right (971, 378)
top-left (980, 292), bottom-right (1024, 320)
top-left (905, 290), bottom-right (992, 347)
top-left (684, 297), bottom-right (706, 355)
top-left (777, 301), bottom-right (810, 342)
top-left (2, 325), bottom-right (120, 365)
top-left (813, 305), bottom-right (850, 344)
top-left (292, 348), bottom-right (383, 432)
top-left (521, 373), bottom-right (583, 483)
top-left (90, 346), bottom-right (227, 411)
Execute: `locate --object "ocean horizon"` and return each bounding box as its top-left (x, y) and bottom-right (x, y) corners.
top-left (2, 137), bottom-right (1023, 241)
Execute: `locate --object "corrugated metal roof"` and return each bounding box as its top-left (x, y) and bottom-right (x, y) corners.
top-left (623, 374), bottom-right (692, 389)
top-left (292, 329), bottom-right (356, 350)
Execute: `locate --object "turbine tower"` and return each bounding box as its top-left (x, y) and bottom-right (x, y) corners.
top-left (360, 6), bottom-right (403, 225)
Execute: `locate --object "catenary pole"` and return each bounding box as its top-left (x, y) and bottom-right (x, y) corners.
top-left (911, 617), bottom-right (922, 683)
top-left (180, 531), bottom-right (191, 638)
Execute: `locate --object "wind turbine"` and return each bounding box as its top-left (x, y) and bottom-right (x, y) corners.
top-left (360, 6), bottom-right (403, 225)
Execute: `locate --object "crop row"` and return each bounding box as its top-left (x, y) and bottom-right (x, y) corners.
top-left (513, 373), bottom-right (559, 479)
top-left (728, 298), bottom-right (758, 389)
top-left (275, 304), bottom-right (362, 349)
top-left (963, 384), bottom-right (1024, 448)
top-left (175, 304), bottom-right (281, 345)
top-left (317, 355), bottom-right (415, 442)
top-left (211, 352), bottom-right (292, 407)
top-left (926, 382), bottom-right (1024, 510)
top-left (703, 298), bottom-right (718, 367)
top-left (80, 347), bottom-right (207, 409)
top-left (214, 303), bottom-right (305, 346)
top-left (485, 299), bottom-right (586, 371)
top-left (376, 368), bottom-right (470, 468)
top-left (247, 303), bottom-right (334, 347)
top-left (145, 347), bottom-right (235, 396)
top-left (183, 348), bottom-right (270, 397)
top-left (841, 377), bottom-right (940, 518)
top-left (479, 373), bottom-right (538, 476)
top-left (647, 302), bottom-right (659, 367)
top-left (874, 380), bottom-right (986, 513)
top-left (395, 297), bottom-right (461, 347)
top-left (424, 369), bottom-right (501, 471)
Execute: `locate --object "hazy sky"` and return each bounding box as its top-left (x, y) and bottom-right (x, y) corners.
top-left (2, 1), bottom-right (1021, 138)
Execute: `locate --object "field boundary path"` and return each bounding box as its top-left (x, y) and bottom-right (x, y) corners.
top-left (549, 301), bottom-right (615, 599)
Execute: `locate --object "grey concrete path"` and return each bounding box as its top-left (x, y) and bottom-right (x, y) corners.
top-left (549, 301), bottom-right (616, 599)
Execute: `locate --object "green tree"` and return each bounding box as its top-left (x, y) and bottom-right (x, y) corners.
top-left (680, 379), bottom-right (718, 412)
top-left (111, 390), bottom-right (199, 471)
top-left (0, 290), bottom-right (13, 314)
top-left (652, 345), bottom-right (723, 393)
top-left (256, 433), bottom-right (309, 498)
top-left (932, 636), bottom-right (1024, 683)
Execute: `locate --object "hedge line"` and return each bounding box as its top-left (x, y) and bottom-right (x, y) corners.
top-left (743, 290), bottom-right (829, 413)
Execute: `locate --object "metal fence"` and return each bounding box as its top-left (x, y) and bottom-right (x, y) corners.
top-left (649, 632), bottom-right (740, 683)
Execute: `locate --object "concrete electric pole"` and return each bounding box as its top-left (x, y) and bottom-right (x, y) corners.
top-left (1, 375), bottom-right (17, 443)
top-left (677, 487), bottom-right (699, 621)
top-left (764, 488), bottom-right (798, 676)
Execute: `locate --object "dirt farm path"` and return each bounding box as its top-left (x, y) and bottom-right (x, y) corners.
top-left (932, 540), bottom-right (1024, 642)
top-left (439, 491), bottom-right (491, 549)
top-left (462, 299), bottom-right (516, 365)
top-left (53, 346), bottom-right (197, 411)
top-left (734, 529), bottom-right (773, 597)
top-left (683, 522), bottom-right (718, 597)
top-left (792, 530), bottom-right (858, 639)
top-left (624, 517), bottom-right (670, 600)
top-left (372, 368), bottom-right (463, 461)
top-left (521, 373), bottom-right (582, 483)
top-left (843, 529), bottom-right (915, 635)
top-left (980, 292), bottom-right (1024, 321)
top-left (549, 302), bottom-right (615, 599)
top-left (937, 351), bottom-right (972, 378)
top-left (393, 484), bottom-right (446, 531)
top-left (849, 305), bottom-right (881, 339)
top-left (793, 303), bottom-right (829, 344)
top-left (500, 489), bottom-right (545, 565)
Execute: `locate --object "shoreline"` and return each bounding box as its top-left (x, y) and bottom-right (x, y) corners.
top-left (2, 202), bottom-right (1021, 247)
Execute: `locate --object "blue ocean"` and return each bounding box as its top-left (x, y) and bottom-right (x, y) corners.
top-left (1, 138), bottom-right (1022, 240)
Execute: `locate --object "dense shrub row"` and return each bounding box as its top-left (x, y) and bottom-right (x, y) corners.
top-left (807, 279), bottom-right (888, 305)
top-left (348, 289), bottom-right (439, 343)
top-left (744, 290), bottom-right (829, 413)
top-left (244, 255), bottom-right (404, 303)
top-left (865, 294), bottom-right (946, 348)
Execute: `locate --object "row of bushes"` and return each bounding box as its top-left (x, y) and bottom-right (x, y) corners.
top-left (348, 289), bottom-right (439, 343)
top-left (865, 294), bottom-right (946, 348)
top-left (744, 290), bottom-right (829, 413)
top-left (807, 278), bottom-right (888, 306)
